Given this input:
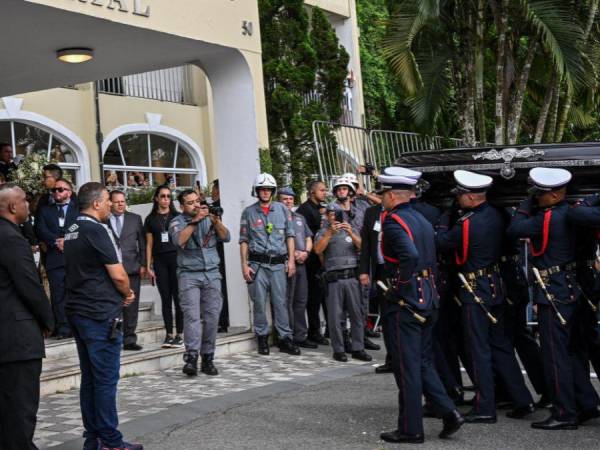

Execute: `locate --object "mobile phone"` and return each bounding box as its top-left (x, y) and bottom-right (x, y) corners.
top-left (334, 210), bottom-right (344, 223)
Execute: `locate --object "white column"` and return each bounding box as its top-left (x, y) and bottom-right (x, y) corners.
top-left (197, 49), bottom-right (261, 330)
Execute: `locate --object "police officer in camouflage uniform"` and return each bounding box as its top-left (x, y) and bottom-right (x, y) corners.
top-left (169, 189), bottom-right (230, 377)
top-left (314, 203), bottom-right (372, 362)
top-left (278, 187), bottom-right (317, 348)
top-left (239, 174), bottom-right (300, 356)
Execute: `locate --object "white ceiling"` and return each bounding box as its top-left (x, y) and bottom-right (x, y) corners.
top-left (0, 0), bottom-right (231, 96)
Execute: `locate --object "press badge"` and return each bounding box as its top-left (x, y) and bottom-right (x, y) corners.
top-left (161, 231), bottom-right (169, 243)
top-left (373, 220), bottom-right (381, 232)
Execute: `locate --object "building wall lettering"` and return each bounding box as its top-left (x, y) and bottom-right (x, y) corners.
top-left (75, 0), bottom-right (150, 17)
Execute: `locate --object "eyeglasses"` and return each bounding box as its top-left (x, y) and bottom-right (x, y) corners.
top-left (51, 187), bottom-right (71, 193)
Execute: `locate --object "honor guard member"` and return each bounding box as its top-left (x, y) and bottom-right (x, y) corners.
top-left (507, 167), bottom-right (600, 429)
top-left (169, 190), bottom-right (231, 377)
top-left (278, 187), bottom-right (317, 348)
top-left (377, 170), bottom-right (464, 444)
top-left (239, 174), bottom-right (300, 356)
top-left (568, 192), bottom-right (600, 380)
top-left (437, 170), bottom-right (534, 423)
top-left (314, 203), bottom-right (371, 362)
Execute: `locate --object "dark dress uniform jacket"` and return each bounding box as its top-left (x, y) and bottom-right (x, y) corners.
top-left (382, 203), bottom-right (438, 312)
top-left (436, 202), bottom-right (505, 306)
top-left (359, 204), bottom-right (383, 277)
top-left (508, 200), bottom-right (579, 304)
top-left (0, 217), bottom-right (54, 363)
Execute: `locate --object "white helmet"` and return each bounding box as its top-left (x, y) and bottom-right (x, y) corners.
top-left (252, 173), bottom-right (277, 197)
top-left (341, 172), bottom-right (359, 186)
top-left (333, 176), bottom-right (356, 196)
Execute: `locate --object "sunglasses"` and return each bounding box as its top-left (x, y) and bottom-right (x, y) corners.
top-left (51, 187), bottom-right (71, 193)
top-left (158, 194), bottom-right (171, 199)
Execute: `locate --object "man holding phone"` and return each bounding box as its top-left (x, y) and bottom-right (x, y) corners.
top-left (64, 182), bottom-right (142, 450)
top-left (314, 203), bottom-right (372, 362)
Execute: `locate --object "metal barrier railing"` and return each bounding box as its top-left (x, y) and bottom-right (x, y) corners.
top-left (97, 65), bottom-right (195, 105)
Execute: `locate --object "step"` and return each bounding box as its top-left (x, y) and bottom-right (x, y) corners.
top-left (40, 329), bottom-right (255, 396)
top-left (44, 319), bottom-right (166, 360)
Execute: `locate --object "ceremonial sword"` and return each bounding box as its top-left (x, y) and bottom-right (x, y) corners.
top-left (531, 267), bottom-right (567, 326)
top-left (457, 273), bottom-right (498, 324)
top-left (377, 280), bottom-right (427, 324)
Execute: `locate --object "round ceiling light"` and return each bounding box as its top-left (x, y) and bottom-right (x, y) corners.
top-left (56, 48), bottom-right (94, 64)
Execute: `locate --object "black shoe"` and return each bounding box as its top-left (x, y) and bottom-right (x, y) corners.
top-left (365, 327), bottom-right (381, 338)
top-left (464, 409), bottom-right (497, 424)
top-left (123, 343), bottom-right (143, 351)
top-left (217, 325), bottom-right (228, 333)
top-left (531, 415), bottom-right (578, 430)
top-left (257, 335), bottom-right (270, 355)
top-left (182, 351), bottom-right (198, 376)
top-left (200, 353), bottom-right (218, 376)
top-left (294, 339), bottom-right (318, 349)
top-left (333, 352), bottom-right (348, 362)
top-left (380, 430), bottom-right (424, 444)
top-left (364, 337), bottom-right (381, 351)
top-left (161, 335), bottom-right (174, 348)
top-left (351, 350), bottom-right (372, 361)
top-left (439, 410), bottom-right (464, 439)
top-left (343, 330), bottom-right (352, 353)
top-left (506, 403), bottom-right (535, 419)
top-left (535, 394), bottom-right (553, 409)
top-left (309, 334), bottom-right (330, 345)
top-left (278, 337), bottom-right (301, 355)
top-left (171, 335), bottom-right (184, 348)
top-left (375, 363), bottom-right (393, 374)
top-left (578, 406), bottom-right (600, 424)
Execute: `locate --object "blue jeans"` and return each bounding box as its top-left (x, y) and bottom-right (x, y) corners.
top-left (68, 314), bottom-right (123, 448)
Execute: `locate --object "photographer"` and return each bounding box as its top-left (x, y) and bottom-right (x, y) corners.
top-left (169, 189), bottom-right (230, 377)
top-left (64, 182), bottom-right (142, 450)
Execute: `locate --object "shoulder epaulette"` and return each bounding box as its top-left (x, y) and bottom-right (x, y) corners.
top-left (457, 211), bottom-right (474, 223)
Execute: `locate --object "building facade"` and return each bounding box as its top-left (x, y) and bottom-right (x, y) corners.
top-left (0, 0), bottom-right (364, 329)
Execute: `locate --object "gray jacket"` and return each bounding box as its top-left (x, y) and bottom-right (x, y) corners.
top-left (315, 224), bottom-right (359, 271)
top-left (108, 211), bottom-right (146, 275)
top-left (169, 214), bottom-right (230, 276)
top-left (239, 201), bottom-right (295, 256)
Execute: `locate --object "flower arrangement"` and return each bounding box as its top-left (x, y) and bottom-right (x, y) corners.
top-left (13, 153), bottom-right (48, 196)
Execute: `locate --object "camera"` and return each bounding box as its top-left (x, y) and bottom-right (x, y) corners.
top-left (363, 163), bottom-right (375, 176)
top-left (209, 204), bottom-right (223, 217)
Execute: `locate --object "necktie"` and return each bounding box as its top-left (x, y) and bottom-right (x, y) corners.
top-left (115, 215), bottom-right (123, 237)
top-left (57, 204), bottom-right (65, 219)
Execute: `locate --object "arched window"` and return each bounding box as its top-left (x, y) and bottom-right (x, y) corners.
top-left (0, 120), bottom-right (81, 184)
top-left (102, 133), bottom-right (197, 189)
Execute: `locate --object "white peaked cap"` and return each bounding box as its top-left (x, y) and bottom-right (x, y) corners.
top-left (383, 166), bottom-right (422, 180)
top-left (528, 167), bottom-right (572, 191)
top-left (453, 170), bottom-right (493, 193)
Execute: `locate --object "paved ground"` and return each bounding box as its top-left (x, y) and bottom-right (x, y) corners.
top-left (39, 340), bottom-right (600, 450)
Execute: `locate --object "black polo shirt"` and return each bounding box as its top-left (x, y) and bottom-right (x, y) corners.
top-left (144, 211), bottom-right (179, 256)
top-left (296, 199), bottom-right (323, 235)
top-left (64, 214), bottom-right (122, 320)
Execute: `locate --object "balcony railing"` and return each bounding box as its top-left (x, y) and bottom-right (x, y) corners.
top-left (97, 65), bottom-right (195, 105)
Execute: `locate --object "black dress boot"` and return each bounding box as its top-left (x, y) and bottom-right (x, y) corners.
top-left (201, 353), bottom-right (218, 376)
top-left (439, 410), bottom-right (465, 438)
top-left (278, 337), bottom-right (301, 355)
top-left (257, 335), bottom-right (270, 355)
top-left (182, 351), bottom-right (198, 376)
top-left (380, 430), bottom-right (424, 444)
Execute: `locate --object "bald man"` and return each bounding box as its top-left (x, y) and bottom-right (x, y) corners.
top-left (0, 183), bottom-right (54, 450)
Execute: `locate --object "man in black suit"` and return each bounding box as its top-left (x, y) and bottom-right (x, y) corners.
top-left (0, 142), bottom-right (17, 181)
top-left (37, 163), bottom-right (64, 210)
top-left (108, 190), bottom-right (147, 350)
top-left (35, 178), bottom-right (79, 338)
top-left (0, 183), bottom-right (54, 450)
top-left (359, 201), bottom-right (392, 373)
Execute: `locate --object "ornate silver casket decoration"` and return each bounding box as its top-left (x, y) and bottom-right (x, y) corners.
top-left (472, 147), bottom-right (545, 179)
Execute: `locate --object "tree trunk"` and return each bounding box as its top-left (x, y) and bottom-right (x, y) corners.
top-left (555, 0), bottom-right (599, 142)
top-left (545, 79), bottom-right (561, 142)
top-left (534, 72), bottom-right (556, 144)
top-left (475, 0), bottom-right (486, 144)
top-left (507, 39), bottom-right (538, 144)
top-left (493, 0), bottom-right (508, 145)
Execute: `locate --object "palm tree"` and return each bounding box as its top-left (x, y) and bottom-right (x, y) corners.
top-left (381, 0), bottom-right (586, 146)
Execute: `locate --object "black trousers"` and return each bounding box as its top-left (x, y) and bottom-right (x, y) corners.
top-left (0, 359), bottom-right (42, 450)
top-left (47, 267), bottom-right (70, 336)
top-left (123, 273), bottom-right (141, 345)
top-left (306, 256), bottom-right (327, 338)
top-left (154, 252), bottom-right (183, 335)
